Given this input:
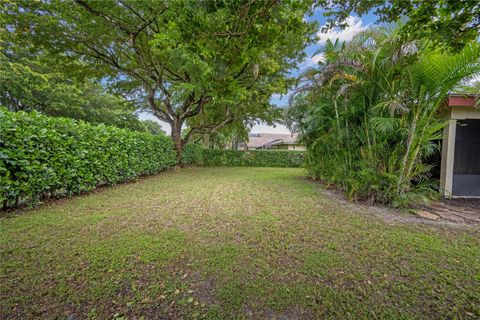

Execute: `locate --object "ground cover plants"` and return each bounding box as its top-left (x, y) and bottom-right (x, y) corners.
top-left (1, 167), bottom-right (479, 319)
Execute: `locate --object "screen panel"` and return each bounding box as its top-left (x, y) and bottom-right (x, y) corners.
top-left (452, 119), bottom-right (480, 196)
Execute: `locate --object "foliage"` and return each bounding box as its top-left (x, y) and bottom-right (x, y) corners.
top-left (140, 119), bottom-right (166, 135)
top-left (0, 50), bottom-right (151, 132)
top-left (181, 144), bottom-right (204, 166)
top-left (195, 121), bottom-right (252, 150)
top-left (316, 0), bottom-right (480, 51)
top-left (202, 149), bottom-right (304, 167)
top-left (287, 25), bottom-right (480, 206)
top-left (0, 108), bottom-right (191, 209)
top-left (454, 80), bottom-right (480, 95)
top-left (3, 0), bottom-right (317, 162)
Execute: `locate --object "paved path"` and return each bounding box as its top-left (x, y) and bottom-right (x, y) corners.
top-left (415, 200), bottom-right (480, 223)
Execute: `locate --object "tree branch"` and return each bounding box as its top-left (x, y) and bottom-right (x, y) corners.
top-left (182, 108), bottom-right (236, 145)
top-left (234, 62), bottom-right (250, 79)
top-left (74, 0), bottom-right (132, 35)
top-left (147, 84), bottom-right (173, 124)
top-left (118, 0), bottom-right (148, 23)
top-left (181, 94), bottom-right (210, 119)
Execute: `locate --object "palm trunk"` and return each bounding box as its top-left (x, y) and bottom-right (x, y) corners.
top-left (333, 99), bottom-right (340, 131)
top-left (401, 104), bottom-right (441, 194)
top-left (397, 110), bottom-right (419, 194)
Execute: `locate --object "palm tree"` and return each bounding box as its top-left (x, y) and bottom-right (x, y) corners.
top-left (287, 23), bottom-right (480, 206)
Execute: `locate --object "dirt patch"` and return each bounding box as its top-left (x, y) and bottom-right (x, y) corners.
top-left (314, 184), bottom-right (477, 228)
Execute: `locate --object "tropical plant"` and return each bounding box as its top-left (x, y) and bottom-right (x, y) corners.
top-left (287, 24), bottom-right (480, 206)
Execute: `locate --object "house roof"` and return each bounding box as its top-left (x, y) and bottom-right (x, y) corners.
top-left (245, 133), bottom-right (300, 148)
top-left (448, 94), bottom-right (478, 108)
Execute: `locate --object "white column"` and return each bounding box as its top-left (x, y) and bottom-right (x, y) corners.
top-left (440, 119), bottom-right (457, 197)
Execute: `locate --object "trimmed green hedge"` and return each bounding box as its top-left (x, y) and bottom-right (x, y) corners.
top-left (0, 109), bottom-right (200, 209)
top-left (202, 149), bottom-right (304, 167)
top-left (0, 108), bottom-right (302, 208)
top-left (182, 143), bottom-right (203, 166)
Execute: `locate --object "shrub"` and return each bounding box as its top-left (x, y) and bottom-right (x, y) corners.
top-left (202, 149), bottom-right (304, 167)
top-left (0, 109), bottom-right (198, 209)
top-left (181, 143), bottom-right (203, 165)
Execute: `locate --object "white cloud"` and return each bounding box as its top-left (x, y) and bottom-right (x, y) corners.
top-left (317, 16), bottom-right (366, 44)
top-left (296, 16), bottom-right (366, 72)
top-left (310, 53), bottom-right (325, 64)
top-left (306, 53), bottom-right (325, 67)
top-left (297, 52), bottom-right (325, 71)
top-left (468, 74), bottom-right (480, 85)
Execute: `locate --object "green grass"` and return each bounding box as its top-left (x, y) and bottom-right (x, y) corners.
top-left (1, 167), bottom-right (479, 319)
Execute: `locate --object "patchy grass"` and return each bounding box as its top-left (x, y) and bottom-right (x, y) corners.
top-left (1, 167), bottom-right (479, 319)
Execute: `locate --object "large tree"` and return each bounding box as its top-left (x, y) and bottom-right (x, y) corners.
top-left (3, 0), bottom-right (316, 162)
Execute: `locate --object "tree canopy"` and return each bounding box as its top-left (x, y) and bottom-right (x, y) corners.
top-left (3, 0), bottom-right (316, 161)
top-left (316, 0), bottom-right (480, 51)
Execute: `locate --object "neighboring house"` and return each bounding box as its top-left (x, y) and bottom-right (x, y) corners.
top-left (440, 94), bottom-right (480, 198)
top-left (240, 133), bottom-right (306, 151)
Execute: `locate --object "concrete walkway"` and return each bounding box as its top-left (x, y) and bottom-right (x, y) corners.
top-left (415, 199), bottom-right (480, 223)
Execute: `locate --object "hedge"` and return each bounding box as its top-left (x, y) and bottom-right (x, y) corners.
top-left (0, 108), bottom-right (200, 209)
top-left (181, 143), bottom-right (203, 166)
top-left (202, 149), bottom-right (304, 167)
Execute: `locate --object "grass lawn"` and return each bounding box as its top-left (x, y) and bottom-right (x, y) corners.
top-left (1, 167), bottom-right (479, 319)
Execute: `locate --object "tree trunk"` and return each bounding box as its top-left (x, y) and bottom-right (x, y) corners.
top-left (171, 119), bottom-right (184, 165)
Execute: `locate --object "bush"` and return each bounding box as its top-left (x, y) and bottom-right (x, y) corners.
top-left (181, 143), bottom-right (203, 165)
top-left (0, 109), bottom-right (202, 209)
top-left (202, 149), bottom-right (304, 167)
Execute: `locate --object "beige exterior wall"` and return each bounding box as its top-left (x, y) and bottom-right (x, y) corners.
top-left (273, 144), bottom-right (306, 150)
top-left (451, 106), bottom-right (480, 120)
top-left (288, 144), bottom-right (306, 151)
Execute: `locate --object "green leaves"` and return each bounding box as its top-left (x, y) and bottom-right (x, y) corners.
top-left (0, 53), bottom-right (149, 132)
top-left (3, 0), bottom-right (316, 160)
top-left (0, 109), bottom-right (201, 209)
top-left (291, 23), bottom-right (480, 206)
top-left (317, 0), bottom-right (480, 51)
top-left (202, 150), bottom-right (304, 168)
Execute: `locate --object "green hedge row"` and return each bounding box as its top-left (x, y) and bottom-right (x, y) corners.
top-left (202, 149), bottom-right (304, 167)
top-left (0, 108), bottom-right (303, 209)
top-left (182, 143), bottom-right (203, 166)
top-left (0, 109), bottom-right (200, 209)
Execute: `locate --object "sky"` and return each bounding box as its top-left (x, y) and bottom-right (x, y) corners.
top-left (140, 9), bottom-right (379, 135)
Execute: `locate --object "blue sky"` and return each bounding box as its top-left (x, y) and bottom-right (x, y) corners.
top-left (270, 9), bottom-right (378, 108)
top-left (141, 10), bottom-right (379, 134)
